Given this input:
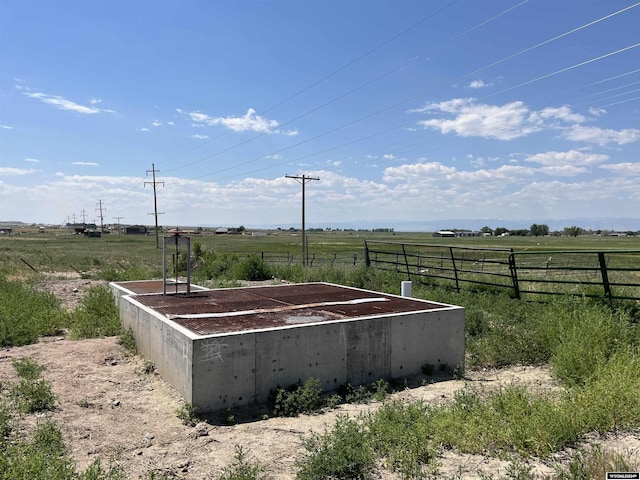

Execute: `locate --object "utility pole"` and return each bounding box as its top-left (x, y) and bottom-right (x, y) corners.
top-left (79, 209), bottom-right (88, 225)
top-left (286, 174), bottom-right (319, 266)
top-left (96, 200), bottom-right (106, 233)
top-left (145, 163), bottom-right (165, 248)
top-left (113, 216), bottom-right (124, 234)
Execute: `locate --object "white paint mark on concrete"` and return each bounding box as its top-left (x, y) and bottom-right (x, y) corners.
top-left (199, 339), bottom-right (228, 363)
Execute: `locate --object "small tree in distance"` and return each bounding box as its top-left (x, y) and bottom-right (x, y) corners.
top-left (530, 224), bottom-right (549, 236)
top-left (564, 226), bottom-right (584, 237)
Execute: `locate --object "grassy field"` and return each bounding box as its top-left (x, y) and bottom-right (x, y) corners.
top-left (1, 228), bottom-right (638, 277)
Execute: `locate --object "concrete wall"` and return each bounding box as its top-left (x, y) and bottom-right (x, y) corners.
top-left (190, 306), bottom-right (464, 412)
top-left (116, 292), bottom-right (194, 403)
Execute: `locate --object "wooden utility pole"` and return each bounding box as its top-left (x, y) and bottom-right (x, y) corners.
top-left (113, 216), bottom-right (124, 234)
top-left (286, 174), bottom-right (319, 266)
top-left (145, 163), bottom-right (165, 248)
top-left (96, 200), bottom-right (106, 233)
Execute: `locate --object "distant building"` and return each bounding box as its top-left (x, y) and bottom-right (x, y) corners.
top-left (433, 230), bottom-right (456, 238)
top-left (0, 228), bottom-right (12, 235)
top-left (456, 230), bottom-right (481, 237)
top-left (122, 225), bottom-right (148, 235)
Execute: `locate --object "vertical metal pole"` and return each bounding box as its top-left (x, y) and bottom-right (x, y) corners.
top-left (509, 252), bottom-right (520, 299)
top-left (364, 241), bottom-right (370, 267)
top-left (449, 246), bottom-right (460, 292)
top-left (401, 244), bottom-right (411, 280)
top-left (598, 252), bottom-right (612, 301)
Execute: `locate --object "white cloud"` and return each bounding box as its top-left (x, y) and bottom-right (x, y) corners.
top-left (383, 154), bottom-right (396, 160)
top-left (0, 125), bottom-right (12, 129)
top-left (72, 162), bottom-right (98, 166)
top-left (167, 121), bottom-right (175, 126)
top-left (562, 125), bottom-right (640, 146)
top-left (0, 167), bottom-right (38, 176)
top-left (537, 106), bottom-right (586, 123)
top-left (181, 108), bottom-right (297, 135)
top-left (25, 91), bottom-right (114, 114)
top-left (190, 134), bottom-right (209, 140)
top-left (138, 127), bottom-right (150, 132)
top-left (152, 120), bottom-right (162, 127)
top-left (599, 162), bottom-right (640, 175)
top-left (539, 165), bottom-right (588, 177)
top-left (89, 98), bottom-right (102, 104)
top-left (265, 154), bottom-right (283, 160)
top-left (24, 158), bottom-right (40, 164)
top-left (418, 99), bottom-right (542, 140)
top-left (414, 98), bottom-right (638, 145)
top-left (525, 150), bottom-right (609, 166)
top-left (589, 107), bottom-right (606, 117)
top-left (468, 80), bottom-right (492, 89)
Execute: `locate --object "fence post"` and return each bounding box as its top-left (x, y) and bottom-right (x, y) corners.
top-left (449, 246), bottom-right (460, 293)
top-left (401, 244), bottom-right (411, 280)
top-left (598, 252), bottom-right (612, 300)
top-left (364, 242), bottom-right (370, 267)
top-left (508, 252), bottom-right (520, 299)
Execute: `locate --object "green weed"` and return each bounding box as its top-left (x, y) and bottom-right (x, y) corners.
top-left (69, 285), bottom-right (121, 339)
top-left (271, 378), bottom-right (325, 417)
top-left (366, 400), bottom-right (438, 477)
top-left (231, 255), bottom-right (273, 281)
top-left (176, 402), bottom-right (200, 426)
top-left (11, 357), bottom-right (56, 413)
top-left (0, 276), bottom-right (68, 347)
top-left (118, 327), bottom-right (138, 355)
top-left (12, 356), bottom-right (46, 380)
top-left (218, 445), bottom-right (271, 480)
top-left (296, 414), bottom-right (375, 480)
top-left (554, 445), bottom-right (640, 480)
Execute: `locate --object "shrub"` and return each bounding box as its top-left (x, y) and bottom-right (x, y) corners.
top-left (272, 378), bottom-right (324, 417)
top-left (218, 445), bottom-right (271, 480)
top-left (548, 303), bottom-right (635, 387)
top-left (176, 403), bottom-right (200, 426)
top-left (69, 285), bottom-right (121, 339)
top-left (0, 419), bottom-right (74, 479)
top-left (232, 255), bottom-right (273, 281)
top-left (12, 357), bottom-right (46, 380)
top-left (118, 327), bottom-right (138, 355)
top-left (554, 445), bottom-right (640, 480)
top-left (0, 276), bottom-right (68, 347)
top-left (296, 414), bottom-right (375, 480)
top-left (366, 400), bottom-right (438, 477)
top-left (11, 357), bottom-right (56, 414)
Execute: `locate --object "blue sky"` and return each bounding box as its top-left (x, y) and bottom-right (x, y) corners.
top-left (1, 0), bottom-right (639, 229)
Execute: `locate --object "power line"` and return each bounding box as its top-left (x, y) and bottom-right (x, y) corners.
top-left (160, 0), bottom-right (462, 175)
top-left (159, 1), bottom-right (530, 178)
top-left (189, 2), bottom-right (638, 183)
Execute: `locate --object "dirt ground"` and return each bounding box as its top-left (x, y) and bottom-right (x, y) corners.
top-left (1, 276), bottom-right (638, 479)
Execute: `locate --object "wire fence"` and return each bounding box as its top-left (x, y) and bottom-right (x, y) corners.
top-left (234, 251), bottom-right (364, 268)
